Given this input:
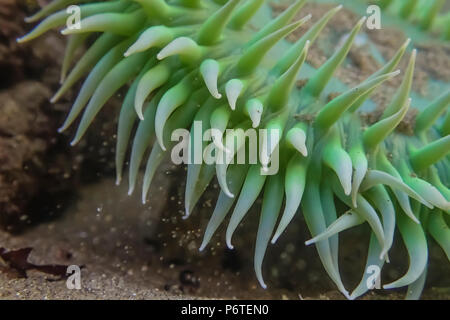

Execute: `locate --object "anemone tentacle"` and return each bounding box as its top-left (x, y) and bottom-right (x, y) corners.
top-left (20, 0), bottom-right (450, 300)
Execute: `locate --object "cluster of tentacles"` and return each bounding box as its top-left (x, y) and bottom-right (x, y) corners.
top-left (374, 0), bottom-right (450, 39)
top-left (19, 0), bottom-right (449, 299)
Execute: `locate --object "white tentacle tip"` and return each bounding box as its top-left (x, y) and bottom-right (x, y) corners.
top-left (226, 240), bottom-right (234, 250)
top-left (358, 16), bottom-right (367, 25)
top-left (225, 79), bottom-right (244, 111)
top-left (157, 140), bottom-right (167, 152)
top-left (382, 284), bottom-right (394, 290)
top-left (50, 95), bottom-right (59, 104)
top-left (246, 99), bottom-right (263, 128)
top-left (200, 59), bottom-right (222, 99)
top-left (271, 233), bottom-right (281, 245)
top-left (342, 290), bottom-right (352, 300)
top-left (404, 38), bottom-right (411, 47)
top-left (157, 37), bottom-right (200, 62)
top-left (224, 190), bottom-right (235, 198)
top-left (212, 92), bottom-right (222, 99)
top-left (256, 276), bottom-right (267, 290)
top-left (343, 185), bottom-right (352, 196)
top-left (392, 69), bottom-right (401, 76)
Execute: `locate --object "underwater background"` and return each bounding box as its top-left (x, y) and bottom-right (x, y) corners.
top-left (0, 0), bottom-right (449, 299)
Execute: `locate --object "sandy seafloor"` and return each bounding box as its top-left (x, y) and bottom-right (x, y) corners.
top-left (0, 171), bottom-right (338, 300)
top-left (1, 169), bottom-right (448, 300)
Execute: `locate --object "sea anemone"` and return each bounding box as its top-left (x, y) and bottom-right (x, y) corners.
top-left (374, 0), bottom-right (450, 39)
top-left (18, 0), bottom-right (449, 299)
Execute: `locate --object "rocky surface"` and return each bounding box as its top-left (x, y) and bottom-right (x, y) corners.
top-left (0, 0), bottom-right (119, 232)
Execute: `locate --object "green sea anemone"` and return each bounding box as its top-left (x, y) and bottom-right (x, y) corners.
top-left (19, 0), bottom-right (449, 299)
